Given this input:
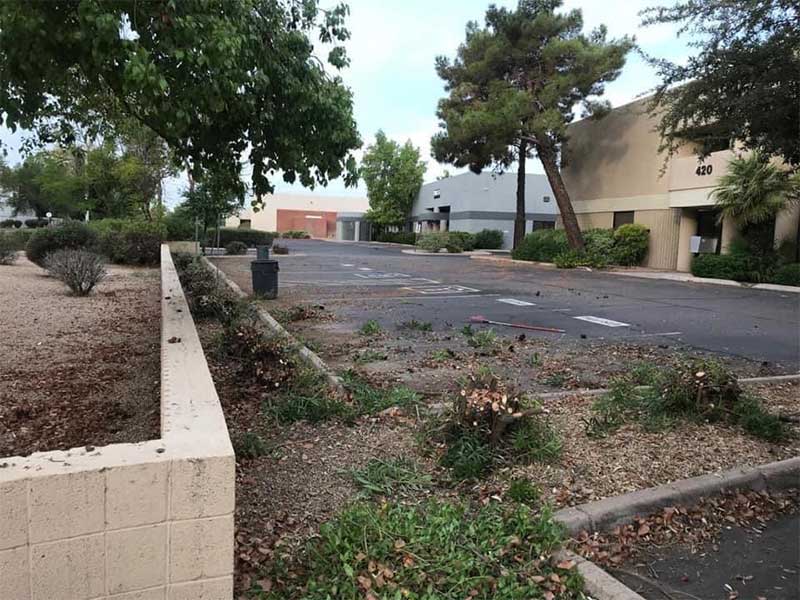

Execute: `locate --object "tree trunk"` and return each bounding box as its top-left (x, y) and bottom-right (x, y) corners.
top-left (537, 142), bottom-right (584, 250)
top-left (513, 141), bottom-right (527, 250)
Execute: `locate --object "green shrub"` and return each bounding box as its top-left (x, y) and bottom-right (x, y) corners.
top-left (225, 240), bottom-right (248, 255)
top-left (44, 249), bottom-right (107, 296)
top-left (473, 228), bottom-right (504, 249)
top-left (449, 231), bottom-right (476, 251)
top-left (445, 242), bottom-right (463, 253)
top-left (0, 235), bottom-right (18, 264)
top-left (25, 221), bottom-right (97, 267)
top-left (24, 218), bottom-right (47, 228)
top-left (511, 228), bottom-right (569, 261)
top-left (375, 231), bottom-right (416, 245)
top-left (0, 218), bottom-right (21, 229)
top-left (584, 228), bottom-right (615, 258)
top-left (163, 211), bottom-right (195, 241)
top-left (612, 223), bottom-right (650, 266)
top-left (553, 250), bottom-right (581, 269)
top-left (0, 229), bottom-right (33, 251)
top-left (416, 231), bottom-right (450, 252)
top-left (253, 500), bottom-right (580, 600)
top-left (206, 227), bottom-right (276, 247)
top-left (584, 359), bottom-right (788, 442)
top-left (691, 253), bottom-right (754, 281)
top-left (280, 230), bottom-right (311, 239)
top-left (94, 220), bottom-right (163, 266)
top-left (772, 263), bottom-right (800, 286)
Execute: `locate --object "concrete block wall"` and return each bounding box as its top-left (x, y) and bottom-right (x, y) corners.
top-left (0, 246), bottom-right (235, 600)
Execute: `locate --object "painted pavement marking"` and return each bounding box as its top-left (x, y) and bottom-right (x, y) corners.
top-left (341, 263), bottom-right (354, 267)
top-left (357, 267), bottom-right (372, 271)
top-left (497, 298), bottom-right (536, 307)
top-left (354, 272), bottom-right (412, 279)
top-left (573, 315), bottom-right (631, 328)
top-left (401, 284), bottom-right (481, 295)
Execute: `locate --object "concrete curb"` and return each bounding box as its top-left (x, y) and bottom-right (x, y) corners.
top-left (469, 255), bottom-right (800, 293)
top-left (555, 550), bottom-right (646, 600)
top-left (401, 249), bottom-right (491, 257)
top-left (553, 456), bottom-right (800, 536)
top-left (201, 256), bottom-right (345, 394)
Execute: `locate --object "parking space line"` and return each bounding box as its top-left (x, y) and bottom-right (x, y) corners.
top-left (573, 315), bottom-right (630, 327)
top-left (358, 267), bottom-right (372, 271)
top-left (341, 263), bottom-right (354, 267)
top-left (401, 284), bottom-right (481, 295)
top-left (497, 298), bottom-right (536, 307)
top-left (354, 272), bottom-right (412, 279)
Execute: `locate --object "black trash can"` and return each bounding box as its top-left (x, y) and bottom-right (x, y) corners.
top-left (251, 259), bottom-right (279, 298)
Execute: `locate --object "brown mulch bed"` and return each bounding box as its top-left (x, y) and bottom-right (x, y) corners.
top-left (0, 256), bottom-right (160, 457)
top-left (480, 382), bottom-right (800, 509)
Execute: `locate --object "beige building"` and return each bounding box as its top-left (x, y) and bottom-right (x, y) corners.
top-left (227, 192), bottom-right (368, 239)
top-left (561, 98), bottom-right (800, 271)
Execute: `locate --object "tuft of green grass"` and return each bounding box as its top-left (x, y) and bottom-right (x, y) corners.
top-left (248, 500), bottom-right (583, 600)
top-left (440, 431), bottom-right (494, 480)
top-left (232, 431), bottom-right (269, 460)
top-left (431, 348), bottom-right (456, 362)
top-left (512, 418), bottom-right (563, 464)
top-left (467, 328), bottom-right (497, 349)
top-left (507, 477), bottom-right (541, 505)
top-left (266, 394), bottom-right (353, 424)
top-left (541, 372), bottom-right (567, 387)
top-left (733, 395), bottom-right (788, 442)
top-left (460, 324), bottom-right (474, 337)
top-left (341, 370), bottom-right (420, 415)
top-left (351, 457), bottom-right (432, 497)
top-left (528, 352), bottom-right (542, 367)
top-left (353, 349), bottom-right (388, 364)
top-left (359, 319), bottom-right (382, 336)
top-left (398, 319), bottom-right (433, 332)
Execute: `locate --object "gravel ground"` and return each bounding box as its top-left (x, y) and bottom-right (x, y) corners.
top-left (0, 255), bottom-right (160, 457)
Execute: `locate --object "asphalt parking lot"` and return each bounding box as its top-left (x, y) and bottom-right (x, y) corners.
top-left (214, 239), bottom-right (800, 368)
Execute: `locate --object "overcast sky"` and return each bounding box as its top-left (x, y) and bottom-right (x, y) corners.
top-left (0, 0), bottom-right (689, 207)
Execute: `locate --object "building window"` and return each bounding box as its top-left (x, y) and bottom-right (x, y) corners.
top-left (532, 221), bottom-right (555, 231)
top-left (239, 219), bottom-right (252, 229)
top-left (542, 195), bottom-right (551, 203)
top-left (613, 211), bottom-right (634, 229)
top-left (433, 190), bottom-right (441, 199)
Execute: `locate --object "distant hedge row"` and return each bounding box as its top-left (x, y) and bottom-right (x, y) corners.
top-left (511, 225), bottom-right (650, 268)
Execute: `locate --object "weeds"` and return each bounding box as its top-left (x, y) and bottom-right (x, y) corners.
top-left (528, 352), bottom-right (542, 367)
top-left (398, 319), bottom-right (433, 332)
top-left (267, 393), bottom-right (353, 424)
top-left (354, 349), bottom-right (388, 364)
top-left (460, 324), bottom-right (474, 337)
top-left (431, 348), bottom-right (456, 362)
top-left (359, 319), bottom-right (382, 336)
top-left (351, 457), bottom-right (432, 497)
top-left (512, 418), bottom-right (563, 463)
top-left (583, 360), bottom-right (789, 442)
top-left (249, 501), bottom-right (583, 599)
top-left (507, 477), bottom-right (541, 505)
top-left (541, 372), bottom-right (567, 387)
top-left (341, 370), bottom-right (420, 415)
top-left (467, 328), bottom-right (497, 349)
top-left (232, 431), bottom-right (269, 460)
top-left (440, 431), bottom-right (494, 479)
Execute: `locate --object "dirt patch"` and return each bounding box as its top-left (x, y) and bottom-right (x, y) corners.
top-left (0, 256), bottom-right (160, 457)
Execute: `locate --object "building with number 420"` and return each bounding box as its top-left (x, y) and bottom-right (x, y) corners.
top-left (560, 97), bottom-right (799, 272)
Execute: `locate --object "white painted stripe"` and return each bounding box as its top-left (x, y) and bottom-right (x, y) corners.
top-left (635, 332), bottom-right (683, 337)
top-left (497, 298), bottom-right (536, 307)
top-left (358, 267), bottom-right (372, 271)
top-left (573, 316), bottom-right (631, 328)
top-left (552, 308), bottom-right (572, 312)
top-left (341, 263), bottom-right (354, 267)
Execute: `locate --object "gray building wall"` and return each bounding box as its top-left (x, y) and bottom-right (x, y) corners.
top-left (411, 172), bottom-right (558, 248)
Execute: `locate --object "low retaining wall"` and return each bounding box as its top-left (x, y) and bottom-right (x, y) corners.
top-left (1, 245), bottom-right (235, 600)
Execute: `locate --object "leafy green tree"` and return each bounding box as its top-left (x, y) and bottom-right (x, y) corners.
top-left (0, 0), bottom-right (361, 202)
top-left (361, 131), bottom-right (426, 228)
top-left (642, 0), bottom-right (800, 167)
top-left (181, 176), bottom-right (242, 249)
top-left (713, 151), bottom-right (800, 259)
top-left (432, 0), bottom-right (632, 249)
top-left (0, 150), bottom-right (87, 218)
